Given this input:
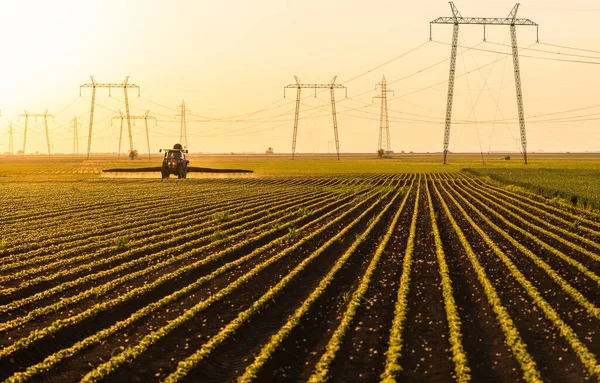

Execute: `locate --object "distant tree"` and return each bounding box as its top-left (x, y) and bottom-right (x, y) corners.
top-left (128, 149), bottom-right (139, 160)
top-left (377, 148), bottom-right (386, 158)
top-left (17, 150), bottom-right (23, 155)
top-left (266, 147), bottom-right (274, 155)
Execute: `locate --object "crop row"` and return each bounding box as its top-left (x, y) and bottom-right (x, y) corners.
top-left (0, 185), bottom-right (277, 259)
top-left (0, 187), bottom-right (294, 273)
top-left (3, 184), bottom-right (392, 382)
top-left (451, 177), bottom-right (600, 287)
top-left (0, 188), bottom-right (344, 319)
top-left (0, 187), bottom-right (316, 284)
top-left (4, 173), bottom-right (597, 382)
top-left (0, 193), bottom-right (354, 340)
top-left (431, 177), bottom-right (543, 382)
top-left (3, 187), bottom-right (332, 292)
top-left (466, 175), bottom-right (600, 232)
top-left (455, 177), bottom-right (600, 255)
top-left (81, 187), bottom-right (396, 383)
top-left (0, 186), bottom-right (371, 367)
top-left (435, 176), bottom-right (600, 379)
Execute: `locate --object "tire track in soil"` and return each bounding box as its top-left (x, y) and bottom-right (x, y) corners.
top-left (102, 191), bottom-right (394, 383)
top-left (323, 184), bottom-right (416, 382)
top-left (439, 180), bottom-right (589, 382)
top-left (21, 190), bottom-right (384, 383)
top-left (430, 179), bottom-right (524, 383)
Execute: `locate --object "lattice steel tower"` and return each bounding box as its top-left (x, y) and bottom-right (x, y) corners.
top-left (431, 2), bottom-right (537, 164)
top-left (373, 75), bottom-right (394, 155)
top-left (72, 117), bottom-right (80, 155)
top-left (176, 100), bottom-right (190, 149)
top-left (284, 76), bottom-right (346, 159)
top-left (112, 110), bottom-right (156, 159)
top-left (80, 76), bottom-right (140, 159)
top-left (8, 123), bottom-right (13, 156)
top-left (19, 110), bottom-right (54, 156)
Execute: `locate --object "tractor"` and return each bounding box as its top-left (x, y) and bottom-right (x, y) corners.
top-left (159, 144), bottom-right (189, 179)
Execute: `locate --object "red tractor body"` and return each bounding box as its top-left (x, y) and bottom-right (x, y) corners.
top-left (160, 145), bottom-right (189, 179)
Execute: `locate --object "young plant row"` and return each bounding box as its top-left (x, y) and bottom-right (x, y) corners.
top-left (439, 179), bottom-right (600, 379)
top-left (3, 184), bottom-right (186, 234)
top-left (0, 187), bottom-right (286, 273)
top-left (424, 176), bottom-right (471, 383)
top-left (74, 188), bottom-right (392, 383)
top-left (0, 191), bottom-right (344, 329)
top-left (462, 175), bottom-right (600, 237)
top-left (452, 179), bottom-right (600, 287)
top-left (0, 189), bottom-right (379, 379)
top-left (1, 188), bottom-right (363, 333)
top-left (0, 188), bottom-right (309, 283)
top-left (1, 181), bottom-right (292, 259)
top-left (303, 182), bottom-right (414, 383)
top-left (0, 192), bottom-right (208, 258)
top-left (0, 189), bottom-right (328, 296)
top-left (455, 177), bottom-right (600, 255)
top-left (445, 181), bottom-right (600, 320)
top-left (379, 178), bottom-right (421, 383)
top-left (0, 184), bottom-right (280, 262)
top-left (164, 187), bottom-right (404, 383)
top-left (466, 175), bottom-right (600, 232)
top-left (431, 180), bottom-right (543, 383)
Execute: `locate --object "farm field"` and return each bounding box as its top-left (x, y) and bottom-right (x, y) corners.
top-left (465, 167), bottom-right (600, 212)
top-left (1, 165), bottom-right (600, 382)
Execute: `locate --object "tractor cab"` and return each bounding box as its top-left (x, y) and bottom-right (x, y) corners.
top-left (159, 144), bottom-right (189, 179)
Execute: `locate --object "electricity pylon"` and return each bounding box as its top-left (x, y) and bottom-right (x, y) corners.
top-left (18, 110), bottom-right (54, 156)
top-left (71, 117), bottom-right (80, 155)
top-left (112, 110), bottom-right (156, 159)
top-left (112, 111), bottom-right (125, 159)
top-left (80, 76), bottom-right (140, 159)
top-left (373, 75), bottom-right (394, 156)
top-left (8, 123), bottom-right (13, 156)
top-left (431, 2), bottom-right (537, 164)
top-left (175, 100), bottom-right (190, 148)
top-left (284, 76), bottom-right (347, 160)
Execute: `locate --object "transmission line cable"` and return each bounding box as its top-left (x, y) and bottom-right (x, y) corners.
top-left (486, 41), bottom-right (600, 60)
top-left (538, 42), bottom-right (600, 55)
top-left (432, 40), bottom-right (600, 65)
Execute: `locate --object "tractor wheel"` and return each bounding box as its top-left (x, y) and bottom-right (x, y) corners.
top-left (161, 167), bottom-right (169, 179)
top-left (177, 164), bottom-right (186, 179)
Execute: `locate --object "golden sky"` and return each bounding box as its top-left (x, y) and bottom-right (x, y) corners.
top-left (1, 0), bottom-right (599, 155)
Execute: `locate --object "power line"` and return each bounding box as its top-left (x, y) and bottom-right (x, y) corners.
top-left (432, 40), bottom-right (600, 65)
top-left (538, 42), bottom-right (600, 55)
top-left (486, 41), bottom-right (600, 60)
top-left (341, 41), bottom-right (430, 84)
